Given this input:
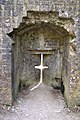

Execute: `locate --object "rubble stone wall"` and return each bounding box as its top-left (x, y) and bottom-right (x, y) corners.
top-left (0, 0), bottom-right (80, 108)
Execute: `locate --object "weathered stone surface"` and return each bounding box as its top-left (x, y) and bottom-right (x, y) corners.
top-left (8, 11), bottom-right (75, 108)
top-left (0, 0), bottom-right (80, 109)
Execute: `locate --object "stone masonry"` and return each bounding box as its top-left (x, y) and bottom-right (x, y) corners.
top-left (8, 11), bottom-right (75, 102)
top-left (0, 0), bottom-right (80, 109)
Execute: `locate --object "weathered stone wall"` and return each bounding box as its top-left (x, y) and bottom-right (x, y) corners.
top-left (10, 11), bottom-right (71, 98)
top-left (18, 27), bottom-right (63, 86)
top-left (0, 0), bottom-right (80, 108)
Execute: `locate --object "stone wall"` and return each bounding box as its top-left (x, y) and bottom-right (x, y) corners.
top-left (0, 0), bottom-right (80, 108)
top-left (12, 24), bottom-right (65, 97)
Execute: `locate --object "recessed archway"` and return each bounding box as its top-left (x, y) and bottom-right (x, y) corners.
top-left (8, 11), bottom-right (75, 106)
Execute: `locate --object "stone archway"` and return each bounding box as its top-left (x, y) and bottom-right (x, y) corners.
top-left (8, 11), bottom-right (75, 106)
